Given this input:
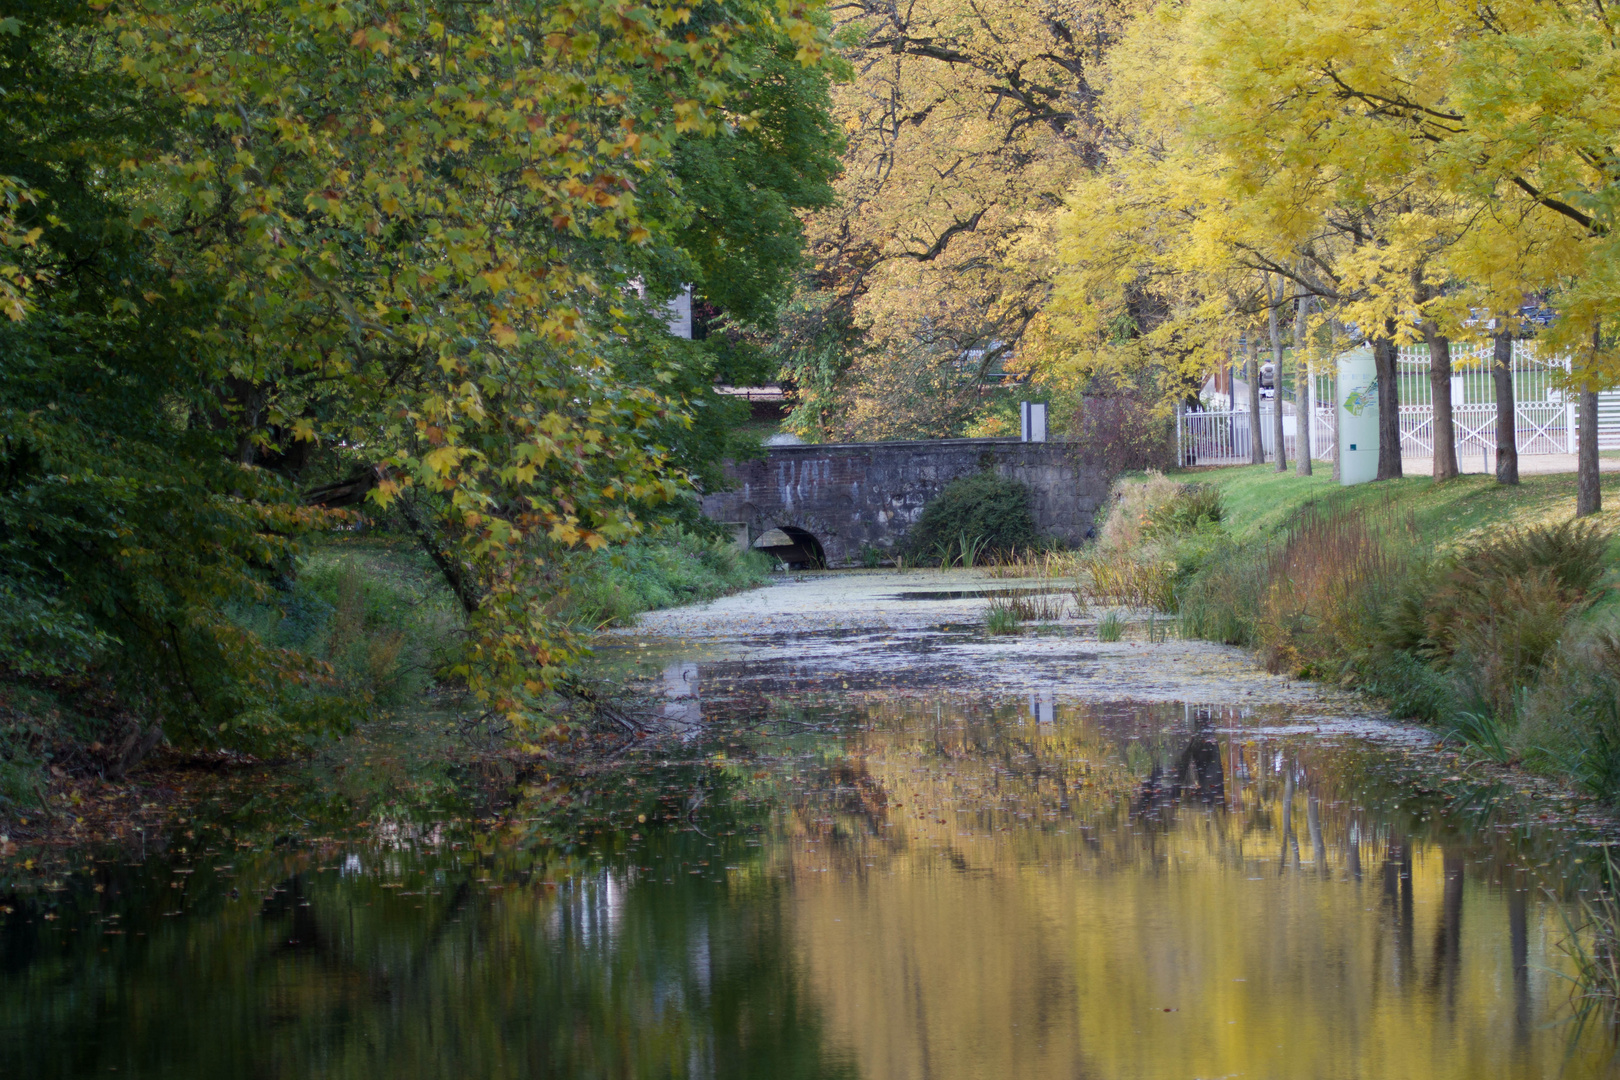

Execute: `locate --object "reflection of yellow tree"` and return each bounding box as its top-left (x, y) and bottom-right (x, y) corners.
top-left (774, 698), bottom-right (1605, 1080)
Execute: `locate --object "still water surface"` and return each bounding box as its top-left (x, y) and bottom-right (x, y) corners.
top-left (2, 689), bottom-right (1615, 1078)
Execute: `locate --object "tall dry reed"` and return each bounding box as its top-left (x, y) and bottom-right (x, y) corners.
top-left (1254, 500), bottom-right (1417, 676)
top-left (985, 548), bottom-right (1085, 580)
top-left (1081, 550), bottom-right (1177, 611)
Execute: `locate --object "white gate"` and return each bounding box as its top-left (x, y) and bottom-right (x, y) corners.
top-left (1394, 341), bottom-right (1574, 459)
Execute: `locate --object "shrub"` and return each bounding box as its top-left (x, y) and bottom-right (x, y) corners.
top-left (1409, 521), bottom-right (1610, 661)
top-left (903, 471), bottom-right (1038, 564)
top-left (1177, 536), bottom-right (1269, 645)
top-left (1517, 629), bottom-right (1620, 799)
top-left (1067, 388), bottom-right (1174, 474)
top-left (1348, 648), bottom-right (1457, 726)
top-left (1378, 520), bottom-right (1611, 721)
top-left (1252, 499), bottom-right (1418, 676)
top-left (1145, 483), bottom-right (1223, 538)
top-left (242, 544), bottom-right (465, 712)
top-left (1098, 471), bottom-right (1184, 552)
top-left (1446, 569), bottom-right (1577, 719)
top-left (1099, 472), bottom-right (1223, 552)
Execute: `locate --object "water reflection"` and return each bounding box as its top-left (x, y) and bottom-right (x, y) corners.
top-left (1, 693), bottom-right (1616, 1079)
top-left (663, 659), bottom-right (703, 734)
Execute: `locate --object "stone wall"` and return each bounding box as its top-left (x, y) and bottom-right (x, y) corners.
top-left (700, 438), bottom-right (1111, 567)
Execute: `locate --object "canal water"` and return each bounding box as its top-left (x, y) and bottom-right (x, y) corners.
top-left (3, 686), bottom-right (1616, 1078)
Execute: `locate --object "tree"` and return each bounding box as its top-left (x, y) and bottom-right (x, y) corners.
top-left (1266, 274), bottom-right (1288, 472)
top-left (0, 0), bottom-right (836, 750)
top-left (1181, 0), bottom-right (1620, 502)
top-left (0, 0), bottom-right (343, 758)
top-left (783, 0), bottom-right (1129, 439)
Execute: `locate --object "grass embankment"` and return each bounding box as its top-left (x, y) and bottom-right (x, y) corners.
top-left (1167, 464), bottom-right (1620, 796)
top-left (0, 528), bottom-right (772, 819)
top-left (1200, 465), bottom-right (1620, 549)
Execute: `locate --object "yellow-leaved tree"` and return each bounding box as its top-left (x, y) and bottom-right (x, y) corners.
top-left (1051, 0), bottom-right (1620, 507)
top-left (780, 0), bottom-right (1131, 440)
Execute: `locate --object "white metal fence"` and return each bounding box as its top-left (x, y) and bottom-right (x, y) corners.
top-left (1178, 341), bottom-right (1620, 467)
top-left (1178, 402), bottom-right (1335, 466)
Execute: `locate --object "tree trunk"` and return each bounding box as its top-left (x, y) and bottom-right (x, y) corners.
top-left (1267, 276), bottom-right (1288, 472)
top-left (1330, 320), bottom-right (1342, 484)
top-left (1421, 323), bottom-right (1459, 479)
top-left (1373, 333), bottom-right (1403, 480)
top-left (398, 496), bottom-right (485, 615)
top-left (1578, 323), bottom-right (1603, 517)
top-left (1295, 292), bottom-right (1312, 476)
top-left (1247, 334), bottom-right (1264, 465)
top-left (1492, 328), bottom-right (1519, 485)
top-left (1578, 388), bottom-right (1601, 516)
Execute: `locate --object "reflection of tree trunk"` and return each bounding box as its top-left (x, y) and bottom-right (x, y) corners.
top-left (1509, 880), bottom-right (1530, 1046)
top-left (1384, 833), bottom-right (1414, 985)
top-left (1174, 710), bottom-right (1225, 804)
top-left (1346, 821), bottom-right (1362, 882)
top-left (1279, 768), bottom-right (1296, 874)
top-left (1373, 332), bottom-right (1403, 479)
top-left (1307, 789), bottom-right (1326, 876)
top-left (1430, 852), bottom-right (1464, 1011)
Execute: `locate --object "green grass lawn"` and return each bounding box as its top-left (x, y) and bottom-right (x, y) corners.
top-left (1182, 464), bottom-right (1620, 549)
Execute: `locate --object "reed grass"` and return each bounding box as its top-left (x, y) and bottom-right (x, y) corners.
top-left (933, 532), bottom-right (990, 570)
top-left (1097, 610), bottom-right (1125, 642)
top-left (985, 548), bottom-right (1087, 580)
top-left (1252, 498), bottom-right (1418, 676)
top-left (1556, 849), bottom-right (1620, 1044)
top-left (984, 598), bottom-right (1022, 635)
top-left (1082, 550), bottom-right (1177, 611)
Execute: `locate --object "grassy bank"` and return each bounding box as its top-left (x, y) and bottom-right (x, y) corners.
top-left (1156, 465), bottom-right (1620, 797)
top-left (0, 527), bottom-right (773, 817)
top-left (549, 529), bottom-right (776, 629)
top-left (1194, 465), bottom-right (1620, 548)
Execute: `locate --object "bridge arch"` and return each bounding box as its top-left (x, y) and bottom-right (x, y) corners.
top-left (752, 524), bottom-right (827, 569)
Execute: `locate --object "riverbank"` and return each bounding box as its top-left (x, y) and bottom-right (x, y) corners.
top-left (602, 567), bottom-right (1609, 801)
top-left (1167, 464), bottom-right (1620, 796)
top-left (0, 525), bottom-right (773, 859)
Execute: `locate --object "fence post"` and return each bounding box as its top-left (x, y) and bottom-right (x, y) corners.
top-left (1175, 401), bottom-right (1184, 466)
top-left (1569, 401), bottom-right (1579, 454)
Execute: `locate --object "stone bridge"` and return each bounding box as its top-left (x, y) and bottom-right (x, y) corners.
top-left (700, 438), bottom-right (1110, 567)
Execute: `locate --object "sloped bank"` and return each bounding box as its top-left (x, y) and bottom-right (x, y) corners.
top-left (1170, 465), bottom-right (1620, 799)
